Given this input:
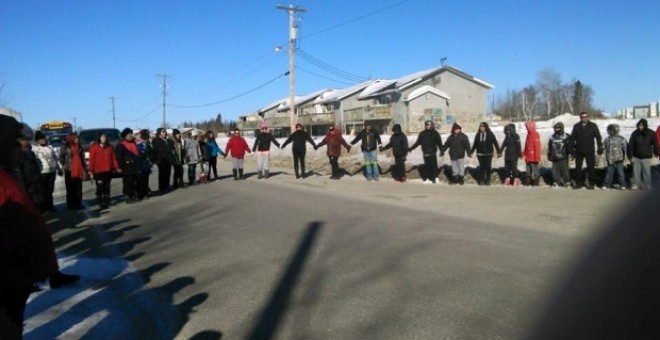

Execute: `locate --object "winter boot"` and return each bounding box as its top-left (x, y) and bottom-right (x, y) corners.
top-left (449, 176), bottom-right (457, 185)
top-left (301, 165), bottom-right (306, 178)
top-left (49, 271), bottom-right (80, 289)
top-left (513, 178), bottom-right (521, 186)
top-left (264, 170), bottom-right (269, 179)
top-left (104, 195), bottom-right (111, 208)
top-left (503, 178), bottom-right (511, 186)
top-left (97, 195), bottom-right (104, 209)
top-left (239, 168), bottom-right (245, 180)
top-left (532, 177), bottom-right (540, 186)
top-left (233, 169), bottom-right (239, 180)
top-left (258, 170), bottom-right (264, 179)
top-left (294, 166), bottom-right (300, 179)
top-left (458, 176), bottom-right (464, 185)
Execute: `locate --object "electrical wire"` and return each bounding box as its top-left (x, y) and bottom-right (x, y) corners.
top-left (296, 49), bottom-right (368, 83)
top-left (295, 66), bottom-right (355, 85)
top-left (169, 71), bottom-right (289, 109)
top-left (301, 0), bottom-right (411, 40)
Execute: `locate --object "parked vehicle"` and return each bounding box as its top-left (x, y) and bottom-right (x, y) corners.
top-left (47, 133), bottom-right (68, 156)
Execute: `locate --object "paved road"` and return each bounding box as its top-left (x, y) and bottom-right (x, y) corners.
top-left (24, 166), bottom-right (641, 339)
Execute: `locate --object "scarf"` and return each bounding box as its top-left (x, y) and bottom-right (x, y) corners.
top-left (70, 144), bottom-right (84, 179)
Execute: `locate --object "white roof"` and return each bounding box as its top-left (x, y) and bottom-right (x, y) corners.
top-left (358, 79), bottom-right (397, 99)
top-left (404, 85), bottom-right (451, 101)
top-left (258, 97), bottom-right (289, 113)
top-left (313, 80), bottom-right (376, 104)
top-left (279, 88), bottom-right (330, 111)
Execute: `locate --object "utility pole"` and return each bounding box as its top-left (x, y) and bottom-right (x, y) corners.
top-left (108, 96), bottom-right (117, 129)
top-left (276, 4), bottom-right (306, 132)
top-left (72, 117), bottom-right (78, 132)
top-left (157, 74), bottom-right (172, 129)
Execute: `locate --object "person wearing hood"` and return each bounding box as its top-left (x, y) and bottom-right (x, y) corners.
top-left (470, 122), bottom-right (500, 186)
top-left (252, 123), bottom-right (281, 179)
top-left (628, 118), bottom-right (657, 190)
top-left (88, 132), bottom-right (119, 208)
top-left (570, 112), bottom-right (603, 189)
top-left (0, 115), bottom-right (79, 337)
top-left (409, 120), bottom-right (443, 184)
top-left (315, 126), bottom-right (351, 179)
top-left (225, 128), bottom-right (251, 180)
top-left (151, 128), bottom-right (172, 195)
top-left (15, 126), bottom-right (48, 213)
top-left (548, 122), bottom-right (572, 188)
top-left (168, 129), bottom-right (187, 189)
top-left (281, 123), bottom-right (316, 179)
top-left (58, 133), bottom-right (86, 209)
top-left (350, 122), bottom-right (382, 181)
top-left (205, 130), bottom-right (226, 181)
top-left (115, 128), bottom-right (142, 204)
top-left (135, 129), bottom-right (153, 199)
top-left (33, 131), bottom-right (61, 212)
top-left (184, 130), bottom-right (202, 185)
top-left (501, 123), bottom-right (522, 186)
top-left (443, 122), bottom-right (471, 185)
top-left (523, 121), bottom-right (542, 186)
top-left (601, 124), bottom-right (628, 190)
top-left (380, 124), bottom-right (409, 182)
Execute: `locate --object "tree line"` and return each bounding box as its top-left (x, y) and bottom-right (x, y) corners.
top-left (492, 67), bottom-right (603, 120)
top-left (180, 113), bottom-right (237, 134)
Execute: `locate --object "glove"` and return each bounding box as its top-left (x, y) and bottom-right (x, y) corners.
top-left (313, 145), bottom-right (318, 151)
top-left (468, 153), bottom-right (473, 158)
top-left (346, 145), bottom-right (352, 152)
top-left (496, 153), bottom-right (502, 158)
top-left (597, 148), bottom-right (604, 155)
top-left (379, 146), bottom-right (384, 152)
top-left (57, 169), bottom-right (63, 176)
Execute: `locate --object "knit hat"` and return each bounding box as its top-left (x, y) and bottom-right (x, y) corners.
top-left (121, 127), bottom-right (133, 138)
top-left (260, 123), bottom-right (268, 129)
top-left (452, 122), bottom-right (462, 130)
top-left (295, 123), bottom-right (303, 129)
top-left (35, 130), bottom-right (47, 141)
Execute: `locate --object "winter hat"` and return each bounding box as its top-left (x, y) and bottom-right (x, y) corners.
top-left (120, 127), bottom-right (133, 138)
top-left (452, 122), bottom-right (462, 131)
top-left (295, 123), bottom-right (303, 129)
top-left (607, 124), bottom-right (620, 136)
top-left (34, 130), bottom-right (47, 141)
top-left (260, 122), bottom-right (268, 129)
top-left (392, 124), bottom-right (402, 134)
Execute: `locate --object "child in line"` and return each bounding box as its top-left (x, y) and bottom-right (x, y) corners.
top-left (601, 124), bottom-right (628, 190)
top-left (501, 123), bottom-right (522, 186)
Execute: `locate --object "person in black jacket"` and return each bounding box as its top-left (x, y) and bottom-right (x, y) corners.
top-left (380, 124), bottom-right (409, 182)
top-left (548, 122), bottom-right (573, 187)
top-left (281, 123), bottom-right (317, 179)
top-left (409, 120), bottom-right (444, 184)
top-left (151, 128), bottom-right (172, 195)
top-left (443, 123), bottom-right (471, 185)
top-left (252, 124), bottom-right (281, 179)
top-left (570, 112), bottom-right (603, 189)
top-left (115, 128), bottom-right (142, 204)
top-left (469, 122), bottom-right (500, 186)
top-left (628, 118), bottom-right (657, 190)
top-left (351, 123), bottom-right (382, 181)
top-left (501, 123), bottom-right (522, 186)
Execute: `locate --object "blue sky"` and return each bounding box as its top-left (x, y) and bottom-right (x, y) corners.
top-left (2, 0), bottom-right (658, 130)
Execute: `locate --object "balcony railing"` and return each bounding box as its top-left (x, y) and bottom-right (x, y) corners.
top-left (264, 116), bottom-right (291, 128)
top-left (238, 120), bottom-right (262, 130)
top-left (298, 113), bottom-right (335, 125)
top-left (345, 105), bottom-right (393, 122)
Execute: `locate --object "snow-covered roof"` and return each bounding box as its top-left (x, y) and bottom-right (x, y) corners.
top-left (313, 80), bottom-right (376, 104)
top-left (358, 79), bottom-right (397, 99)
top-left (394, 66), bottom-right (443, 91)
top-left (258, 97), bottom-right (289, 114)
top-left (442, 65), bottom-right (494, 89)
top-left (404, 85), bottom-right (451, 101)
top-left (279, 88), bottom-right (330, 111)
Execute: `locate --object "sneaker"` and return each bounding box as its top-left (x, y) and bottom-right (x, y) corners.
top-left (600, 186), bottom-right (609, 190)
top-left (423, 179), bottom-right (432, 184)
top-left (503, 178), bottom-right (510, 186)
top-left (620, 187), bottom-right (627, 191)
top-left (366, 177), bottom-right (372, 181)
top-left (373, 177), bottom-right (379, 181)
top-left (513, 178), bottom-right (521, 186)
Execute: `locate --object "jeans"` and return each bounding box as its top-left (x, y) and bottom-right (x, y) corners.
top-left (363, 150), bottom-right (379, 179)
top-left (188, 163), bottom-right (198, 183)
top-left (603, 161), bottom-right (627, 188)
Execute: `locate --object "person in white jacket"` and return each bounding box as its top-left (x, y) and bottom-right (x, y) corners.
top-left (184, 131), bottom-right (202, 185)
top-left (33, 131), bottom-right (61, 212)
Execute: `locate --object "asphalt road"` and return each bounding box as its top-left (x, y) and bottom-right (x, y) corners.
top-left (26, 164), bottom-right (643, 339)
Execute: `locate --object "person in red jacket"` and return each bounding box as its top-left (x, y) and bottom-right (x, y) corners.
top-left (225, 128), bottom-right (252, 180)
top-left (88, 132), bottom-right (119, 209)
top-left (524, 120), bottom-right (542, 186)
top-left (315, 126), bottom-right (351, 179)
top-left (0, 115), bottom-right (78, 337)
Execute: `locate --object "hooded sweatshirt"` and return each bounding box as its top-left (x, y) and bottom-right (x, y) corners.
top-left (548, 122), bottom-right (572, 162)
top-left (409, 121), bottom-right (443, 156)
top-left (381, 124), bottom-right (408, 158)
top-left (628, 118), bottom-right (657, 159)
top-left (443, 123), bottom-right (470, 160)
top-left (523, 121), bottom-right (541, 163)
top-left (501, 124), bottom-right (522, 162)
top-left (604, 124), bottom-right (627, 163)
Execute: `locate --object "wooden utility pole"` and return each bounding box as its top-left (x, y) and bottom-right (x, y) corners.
top-left (108, 96), bottom-right (117, 129)
top-left (157, 74), bottom-right (172, 128)
top-left (276, 4), bottom-right (306, 132)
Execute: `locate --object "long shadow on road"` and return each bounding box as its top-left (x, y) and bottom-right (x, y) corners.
top-left (247, 221), bottom-right (323, 340)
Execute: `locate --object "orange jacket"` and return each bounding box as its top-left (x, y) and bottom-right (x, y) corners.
top-left (524, 121), bottom-right (541, 163)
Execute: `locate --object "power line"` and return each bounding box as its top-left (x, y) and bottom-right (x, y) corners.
top-left (296, 49), bottom-right (368, 83)
top-left (169, 71), bottom-right (289, 109)
top-left (301, 0), bottom-right (411, 40)
top-left (295, 66), bottom-right (354, 85)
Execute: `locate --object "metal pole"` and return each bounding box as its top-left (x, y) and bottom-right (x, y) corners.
top-left (276, 4), bottom-right (306, 132)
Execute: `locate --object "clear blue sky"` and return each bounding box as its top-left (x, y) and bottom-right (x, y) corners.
top-left (2, 0), bottom-right (658, 130)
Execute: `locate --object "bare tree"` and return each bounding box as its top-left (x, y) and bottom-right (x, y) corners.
top-left (536, 67), bottom-right (562, 117)
top-left (520, 86), bottom-right (538, 120)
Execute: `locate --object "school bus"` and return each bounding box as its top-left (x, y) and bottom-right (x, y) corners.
top-left (38, 121), bottom-right (74, 136)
